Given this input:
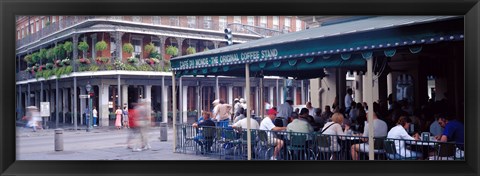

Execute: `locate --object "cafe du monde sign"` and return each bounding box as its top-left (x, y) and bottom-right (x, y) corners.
top-left (178, 48), bottom-right (279, 69)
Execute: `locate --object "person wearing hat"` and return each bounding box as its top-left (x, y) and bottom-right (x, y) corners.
top-left (259, 109), bottom-right (287, 160)
top-left (233, 98), bottom-right (242, 117)
top-left (276, 97), bottom-right (294, 127)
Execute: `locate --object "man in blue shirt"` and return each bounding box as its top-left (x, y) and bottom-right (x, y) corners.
top-left (193, 112), bottom-right (216, 153)
top-left (436, 113), bottom-right (464, 158)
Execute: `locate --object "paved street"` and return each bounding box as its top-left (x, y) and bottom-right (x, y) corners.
top-left (16, 125), bottom-right (215, 160)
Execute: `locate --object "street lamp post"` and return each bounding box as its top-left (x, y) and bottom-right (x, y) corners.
top-left (86, 83), bottom-right (92, 132)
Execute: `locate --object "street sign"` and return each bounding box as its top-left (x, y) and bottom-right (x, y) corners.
top-left (79, 95), bottom-right (90, 98)
top-left (40, 102), bottom-right (50, 117)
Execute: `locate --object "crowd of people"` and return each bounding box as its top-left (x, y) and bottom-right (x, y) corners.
top-left (187, 88), bottom-right (464, 160)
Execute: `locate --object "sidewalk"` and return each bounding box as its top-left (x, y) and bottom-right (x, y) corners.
top-left (16, 123), bottom-right (216, 160)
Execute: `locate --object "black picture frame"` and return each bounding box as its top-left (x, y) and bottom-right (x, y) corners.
top-left (1, 0), bottom-right (479, 176)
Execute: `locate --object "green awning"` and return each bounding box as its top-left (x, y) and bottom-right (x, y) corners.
top-left (171, 16), bottom-right (463, 79)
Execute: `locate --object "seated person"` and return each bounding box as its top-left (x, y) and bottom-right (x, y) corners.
top-left (350, 106), bottom-right (388, 160)
top-left (287, 108), bottom-right (314, 145)
top-left (436, 113), bottom-right (464, 159)
top-left (430, 115), bottom-right (444, 137)
top-left (313, 108), bottom-right (326, 130)
top-left (260, 109), bottom-right (287, 160)
top-left (319, 113), bottom-right (350, 159)
top-left (232, 112), bottom-right (260, 130)
top-left (192, 112), bottom-right (216, 153)
top-left (386, 115), bottom-right (422, 160)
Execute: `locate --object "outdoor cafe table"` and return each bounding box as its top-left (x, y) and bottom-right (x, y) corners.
top-left (406, 137), bottom-right (437, 160)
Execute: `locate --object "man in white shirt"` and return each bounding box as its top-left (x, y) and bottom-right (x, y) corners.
top-left (260, 109), bottom-right (286, 160)
top-left (232, 116), bottom-right (259, 130)
top-left (306, 102), bottom-right (316, 117)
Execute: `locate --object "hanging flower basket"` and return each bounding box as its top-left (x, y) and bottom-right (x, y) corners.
top-left (78, 58), bottom-right (91, 65)
top-left (95, 57), bottom-right (110, 64)
top-left (46, 63), bottom-right (54, 70)
top-left (62, 58), bottom-right (71, 65)
top-left (127, 57), bottom-right (139, 64)
top-left (55, 60), bottom-right (63, 67)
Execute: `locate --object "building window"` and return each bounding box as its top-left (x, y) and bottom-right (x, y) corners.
top-left (152, 41), bottom-right (161, 54)
top-left (36, 20), bottom-right (39, 32)
top-left (284, 17), bottom-right (291, 32)
top-left (21, 27), bottom-right (24, 38)
top-left (170, 16), bottom-right (179, 26)
top-left (187, 16), bottom-right (196, 28)
top-left (296, 19), bottom-right (302, 31)
top-left (132, 39), bottom-right (142, 59)
top-left (59, 16), bottom-right (63, 21)
top-left (30, 23), bottom-right (34, 34)
top-left (132, 16), bottom-right (142, 22)
top-left (247, 16), bottom-right (255, 26)
top-left (17, 30), bottom-right (20, 40)
top-left (153, 16), bottom-right (161, 25)
top-left (273, 16), bottom-right (279, 30)
top-left (52, 16), bottom-right (56, 23)
top-left (219, 16), bottom-right (227, 31)
top-left (260, 16), bottom-right (267, 28)
top-left (204, 16), bottom-right (212, 29)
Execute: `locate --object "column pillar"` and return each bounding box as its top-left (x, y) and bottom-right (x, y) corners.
top-left (27, 83), bottom-right (30, 106)
top-left (178, 77), bottom-right (183, 121)
top-left (117, 75), bottom-right (121, 108)
top-left (213, 41), bottom-right (220, 49)
top-left (227, 86), bottom-right (233, 105)
top-left (176, 38), bottom-right (185, 56)
top-left (182, 86), bottom-right (188, 123)
top-left (17, 85), bottom-right (22, 120)
top-left (122, 85), bottom-right (128, 109)
top-left (255, 86), bottom-right (259, 115)
top-left (293, 85), bottom-right (298, 105)
top-left (80, 87), bottom-right (85, 125)
top-left (72, 34), bottom-right (79, 72)
top-left (215, 76), bottom-right (219, 100)
top-left (276, 79), bottom-right (280, 106)
top-left (354, 71), bottom-right (363, 103)
top-left (301, 80), bottom-right (305, 104)
top-left (115, 32), bottom-right (124, 60)
top-left (365, 57), bottom-right (375, 160)
top-left (82, 35), bottom-right (87, 58)
top-left (161, 76), bottom-right (168, 123)
top-left (145, 85), bottom-right (152, 104)
top-left (63, 88), bottom-right (68, 124)
top-left (337, 68), bottom-right (347, 110)
top-left (322, 68), bottom-right (337, 110)
top-left (90, 34), bottom-right (97, 63)
top-left (269, 86), bottom-right (274, 105)
top-left (99, 84), bottom-right (110, 127)
top-left (387, 73), bottom-right (393, 97)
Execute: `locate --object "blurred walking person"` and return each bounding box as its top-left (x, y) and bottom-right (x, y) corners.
top-left (26, 106), bottom-right (42, 132)
top-left (115, 106), bottom-right (123, 130)
top-left (132, 99), bottom-right (151, 151)
top-left (127, 103), bottom-right (139, 149)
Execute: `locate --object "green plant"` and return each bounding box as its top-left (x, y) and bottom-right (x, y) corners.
top-left (149, 51), bottom-right (162, 59)
top-left (64, 66), bottom-right (73, 75)
top-left (127, 57), bottom-right (139, 64)
top-left (39, 49), bottom-right (47, 63)
top-left (137, 63), bottom-right (154, 71)
top-left (78, 41), bottom-right (89, 52)
top-left (54, 44), bottom-right (66, 59)
top-left (89, 64), bottom-right (99, 72)
top-left (144, 42), bottom-right (156, 55)
top-left (31, 52), bottom-right (40, 63)
top-left (95, 57), bottom-right (110, 64)
top-left (124, 64), bottom-right (137, 71)
top-left (186, 46), bottom-right (196, 55)
top-left (46, 48), bottom-right (55, 62)
top-left (153, 64), bottom-right (164, 72)
top-left (123, 43), bottom-right (134, 54)
top-left (166, 45), bottom-right (178, 56)
top-left (63, 41), bottom-right (73, 57)
top-left (35, 71), bottom-right (43, 80)
top-left (104, 64), bottom-right (114, 70)
top-left (24, 54), bottom-right (33, 64)
top-left (62, 58), bottom-right (71, 65)
top-left (45, 63), bottom-right (54, 70)
top-left (42, 70), bottom-right (54, 79)
top-left (95, 40), bottom-right (108, 51)
top-left (113, 59), bottom-right (126, 70)
top-left (55, 67), bottom-right (64, 78)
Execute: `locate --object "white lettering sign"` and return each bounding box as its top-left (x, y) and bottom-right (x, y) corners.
top-left (179, 48), bottom-right (279, 69)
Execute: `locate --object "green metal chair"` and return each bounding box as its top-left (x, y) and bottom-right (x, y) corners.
top-left (287, 133), bottom-right (315, 160)
top-left (434, 142), bottom-right (456, 160)
top-left (257, 130), bottom-right (275, 160)
top-left (383, 140), bottom-right (417, 160)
